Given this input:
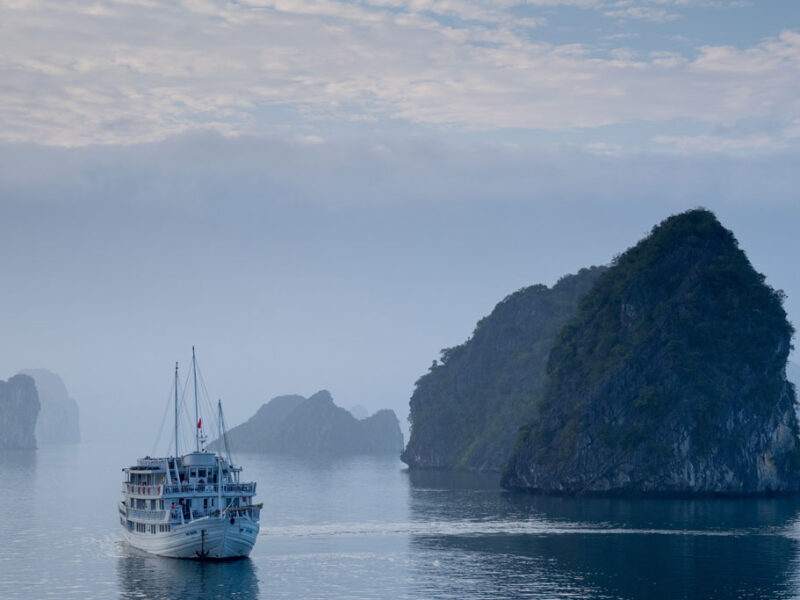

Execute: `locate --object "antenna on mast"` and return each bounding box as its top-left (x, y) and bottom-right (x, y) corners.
top-left (193, 346), bottom-right (200, 453)
top-left (174, 362), bottom-right (179, 460)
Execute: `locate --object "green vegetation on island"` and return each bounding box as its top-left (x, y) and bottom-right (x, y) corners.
top-left (402, 266), bottom-right (606, 472)
top-left (502, 209), bottom-right (800, 494)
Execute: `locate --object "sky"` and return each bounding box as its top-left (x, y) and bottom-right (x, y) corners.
top-left (1, 0), bottom-right (798, 447)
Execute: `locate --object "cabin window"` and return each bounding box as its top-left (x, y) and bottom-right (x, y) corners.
top-left (199, 469), bottom-right (206, 478)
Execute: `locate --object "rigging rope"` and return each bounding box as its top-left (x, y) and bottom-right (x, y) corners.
top-left (219, 406), bottom-right (236, 467)
top-left (151, 349), bottom-right (230, 458)
top-left (163, 367), bottom-right (194, 457)
top-left (195, 356), bottom-right (223, 449)
top-left (150, 376), bottom-right (177, 457)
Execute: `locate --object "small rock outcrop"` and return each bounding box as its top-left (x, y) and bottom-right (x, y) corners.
top-left (19, 369), bottom-right (80, 445)
top-left (217, 391), bottom-right (404, 456)
top-left (503, 209), bottom-right (800, 495)
top-left (0, 375), bottom-right (40, 449)
top-left (401, 266), bottom-right (606, 472)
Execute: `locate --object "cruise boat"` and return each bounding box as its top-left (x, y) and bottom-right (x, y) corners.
top-left (119, 349), bottom-right (261, 559)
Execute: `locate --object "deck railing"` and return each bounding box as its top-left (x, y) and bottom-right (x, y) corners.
top-left (126, 505), bottom-right (258, 524)
top-left (161, 482), bottom-right (256, 495)
top-left (126, 508), bottom-right (168, 522)
top-left (123, 482), bottom-right (256, 497)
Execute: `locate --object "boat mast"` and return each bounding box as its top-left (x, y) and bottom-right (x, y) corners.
top-left (174, 362), bottom-right (179, 460)
top-left (217, 399), bottom-right (223, 513)
top-left (193, 346), bottom-right (200, 453)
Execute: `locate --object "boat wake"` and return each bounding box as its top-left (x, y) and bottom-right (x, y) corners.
top-left (260, 520), bottom-right (761, 539)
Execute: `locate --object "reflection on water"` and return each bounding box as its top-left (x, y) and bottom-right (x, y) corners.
top-left (117, 547), bottom-right (259, 600)
top-left (0, 448), bottom-right (38, 471)
top-left (4, 446), bottom-right (800, 599)
top-left (407, 469), bottom-right (800, 599)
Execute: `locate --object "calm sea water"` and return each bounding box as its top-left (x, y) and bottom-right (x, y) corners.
top-left (3, 443), bottom-right (800, 599)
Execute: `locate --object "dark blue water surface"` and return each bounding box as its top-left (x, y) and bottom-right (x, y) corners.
top-left (2, 443), bottom-right (800, 599)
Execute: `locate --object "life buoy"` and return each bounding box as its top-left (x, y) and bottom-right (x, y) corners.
top-left (147, 487), bottom-right (151, 495)
top-left (157, 486), bottom-right (160, 494)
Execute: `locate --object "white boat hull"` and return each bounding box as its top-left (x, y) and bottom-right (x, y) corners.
top-left (121, 516), bottom-right (259, 560)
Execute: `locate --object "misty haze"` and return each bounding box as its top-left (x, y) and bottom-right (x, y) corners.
top-left (2, 1), bottom-right (800, 599)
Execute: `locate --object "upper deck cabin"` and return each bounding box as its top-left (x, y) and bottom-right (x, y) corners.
top-left (123, 451), bottom-right (255, 498)
top-left (124, 451), bottom-right (245, 487)
top-left (121, 451), bottom-right (257, 530)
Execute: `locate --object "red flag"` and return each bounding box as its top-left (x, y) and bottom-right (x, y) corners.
top-left (197, 418), bottom-right (202, 429)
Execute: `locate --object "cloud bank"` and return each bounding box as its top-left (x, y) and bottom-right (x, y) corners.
top-left (1, 0), bottom-right (797, 151)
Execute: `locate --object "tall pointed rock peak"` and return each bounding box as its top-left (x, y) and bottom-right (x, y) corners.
top-left (503, 208), bottom-right (799, 494)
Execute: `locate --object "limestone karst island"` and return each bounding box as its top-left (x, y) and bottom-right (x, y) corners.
top-left (403, 209), bottom-right (800, 496)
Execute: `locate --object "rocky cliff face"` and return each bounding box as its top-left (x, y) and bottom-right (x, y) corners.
top-left (19, 369), bottom-right (80, 445)
top-left (356, 409), bottom-right (405, 454)
top-left (0, 375), bottom-right (40, 449)
top-left (503, 209), bottom-right (800, 495)
top-left (219, 391), bottom-right (404, 456)
top-left (401, 267), bottom-right (606, 472)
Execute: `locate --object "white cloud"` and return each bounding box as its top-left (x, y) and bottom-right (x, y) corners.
top-left (652, 133), bottom-right (785, 153)
top-left (0, 0), bottom-right (797, 148)
top-left (784, 118), bottom-right (800, 140)
top-left (583, 141), bottom-right (625, 155)
top-left (603, 6), bottom-right (680, 22)
top-left (603, 32), bottom-right (641, 40)
top-left (693, 30), bottom-right (800, 74)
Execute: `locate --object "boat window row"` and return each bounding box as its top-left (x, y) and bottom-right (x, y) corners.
top-left (126, 520), bottom-right (172, 534)
top-left (129, 498), bottom-right (165, 510)
top-left (128, 472), bottom-right (165, 486)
